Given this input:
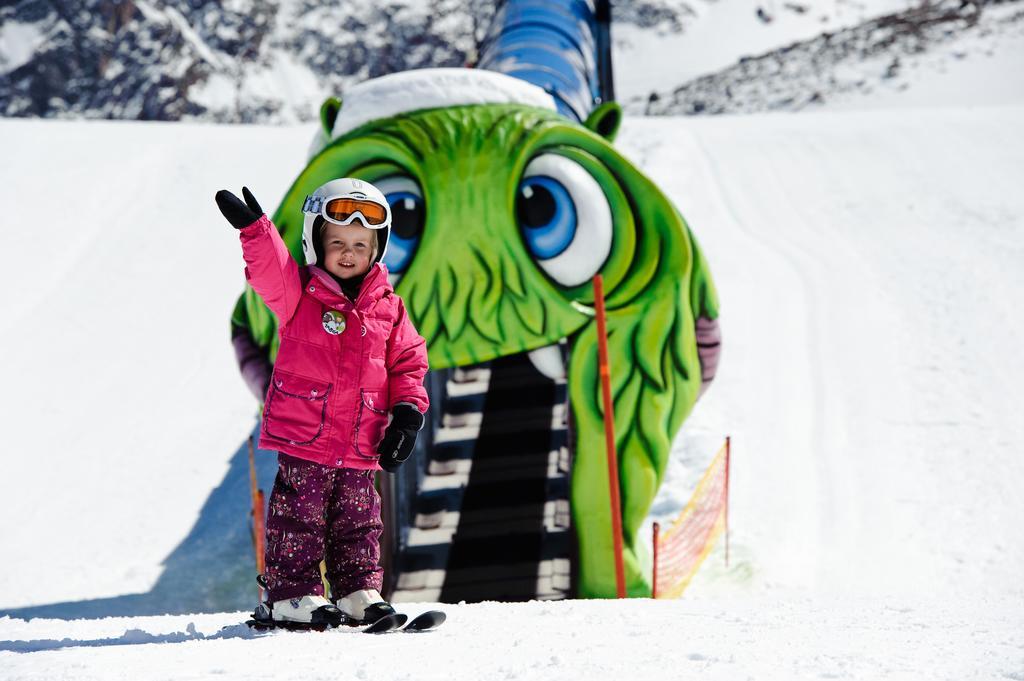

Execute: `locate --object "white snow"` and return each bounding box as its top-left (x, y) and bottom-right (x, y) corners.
top-left (2, 102), bottom-right (1024, 678)
top-left (613, 0), bottom-right (916, 101)
top-left (328, 68), bottom-right (558, 141)
top-left (0, 120), bottom-right (306, 607)
top-left (629, 106), bottom-right (1024, 602)
top-left (0, 21), bottom-right (49, 75)
top-left (162, 5), bottom-right (227, 71)
top-left (190, 54), bottom-right (326, 121)
top-left (820, 5), bottom-right (1024, 111)
top-left (188, 71), bottom-right (238, 112)
top-left (1, 598), bottom-right (1020, 679)
top-left (241, 53), bottom-right (324, 118)
top-left (131, 0), bottom-right (171, 27)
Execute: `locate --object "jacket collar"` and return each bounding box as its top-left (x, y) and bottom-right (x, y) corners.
top-left (308, 262), bottom-right (393, 310)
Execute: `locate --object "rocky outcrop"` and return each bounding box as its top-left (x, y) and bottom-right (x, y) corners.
top-left (0, 0), bottom-right (498, 122)
top-left (630, 0), bottom-right (1023, 115)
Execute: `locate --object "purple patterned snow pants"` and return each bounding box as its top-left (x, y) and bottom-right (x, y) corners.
top-left (263, 453), bottom-right (383, 602)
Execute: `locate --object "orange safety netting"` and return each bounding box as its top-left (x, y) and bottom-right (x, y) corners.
top-left (653, 439), bottom-right (730, 599)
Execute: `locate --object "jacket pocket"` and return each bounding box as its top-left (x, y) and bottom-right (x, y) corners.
top-left (353, 389), bottom-right (388, 459)
top-left (363, 317), bottom-right (391, 359)
top-left (263, 370), bottom-right (331, 446)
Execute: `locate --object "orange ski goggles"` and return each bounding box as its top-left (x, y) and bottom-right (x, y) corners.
top-left (302, 195), bottom-right (390, 227)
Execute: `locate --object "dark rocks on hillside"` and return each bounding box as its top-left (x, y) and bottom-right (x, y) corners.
top-left (0, 0), bottom-right (498, 122)
top-left (3, 0), bottom-right (1017, 121)
top-left (610, 0), bottom-right (698, 32)
top-left (633, 0), bottom-right (1019, 115)
top-left (1, 0), bottom-right (280, 119)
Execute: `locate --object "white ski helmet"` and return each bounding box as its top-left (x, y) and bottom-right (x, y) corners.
top-left (301, 177), bottom-right (391, 267)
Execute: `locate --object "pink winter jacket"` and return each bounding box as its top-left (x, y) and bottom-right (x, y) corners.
top-left (239, 215), bottom-right (429, 470)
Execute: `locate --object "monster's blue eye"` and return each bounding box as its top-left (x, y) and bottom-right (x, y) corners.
top-left (517, 176), bottom-right (577, 260)
top-left (517, 154), bottom-right (613, 287)
top-left (376, 176), bottom-right (423, 278)
top-left (384, 191), bottom-right (421, 273)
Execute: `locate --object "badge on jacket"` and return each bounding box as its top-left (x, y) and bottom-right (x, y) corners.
top-left (322, 310), bottom-right (346, 335)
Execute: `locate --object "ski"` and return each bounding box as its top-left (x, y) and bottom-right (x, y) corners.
top-left (245, 617), bottom-right (332, 633)
top-left (360, 612), bottom-right (408, 633)
top-left (242, 610), bottom-right (442, 633)
top-left (245, 611), bottom-right (409, 634)
top-left (401, 610), bottom-right (446, 632)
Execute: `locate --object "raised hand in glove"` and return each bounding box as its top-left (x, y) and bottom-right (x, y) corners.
top-left (377, 404), bottom-right (424, 472)
top-left (215, 186), bottom-right (264, 229)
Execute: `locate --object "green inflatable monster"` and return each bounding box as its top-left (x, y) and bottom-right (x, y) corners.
top-left (232, 68), bottom-right (720, 599)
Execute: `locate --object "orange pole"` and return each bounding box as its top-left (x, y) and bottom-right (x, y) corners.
top-left (724, 436), bottom-right (731, 568)
top-left (255, 491), bottom-right (266, 571)
top-left (593, 274), bottom-right (627, 598)
top-left (652, 522), bottom-right (660, 599)
top-left (248, 437), bottom-right (266, 595)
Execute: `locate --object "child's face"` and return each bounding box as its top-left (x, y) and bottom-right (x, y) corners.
top-left (321, 222), bottom-right (375, 280)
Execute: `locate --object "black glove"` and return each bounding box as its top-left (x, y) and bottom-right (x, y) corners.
top-left (215, 186), bottom-right (264, 229)
top-left (377, 404), bottom-right (424, 472)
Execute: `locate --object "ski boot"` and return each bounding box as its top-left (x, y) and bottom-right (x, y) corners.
top-left (335, 588), bottom-right (408, 632)
top-left (248, 577), bottom-right (345, 631)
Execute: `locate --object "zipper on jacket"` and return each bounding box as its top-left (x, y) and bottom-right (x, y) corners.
top-left (355, 311), bottom-right (366, 386)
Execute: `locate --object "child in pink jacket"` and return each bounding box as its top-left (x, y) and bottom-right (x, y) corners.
top-left (216, 178), bottom-right (428, 629)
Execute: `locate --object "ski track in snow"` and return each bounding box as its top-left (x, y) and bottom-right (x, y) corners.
top-left (632, 108), bottom-right (1024, 601)
top-left (2, 104), bottom-right (1024, 678)
top-left (692, 125), bottom-right (841, 589)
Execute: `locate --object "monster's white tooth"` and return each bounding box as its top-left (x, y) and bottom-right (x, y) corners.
top-left (528, 344), bottom-right (566, 381)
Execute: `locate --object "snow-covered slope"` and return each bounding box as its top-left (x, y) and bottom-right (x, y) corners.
top-left (637, 106), bottom-right (1024, 600)
top-left (2, 598), bottom-right (1021, 680)
top-left (0, 120), bottom-right (305, 608)
top-left (628, 0), bottom-right (1024, 114)
top-left (1, 103), bottom-right (1023, 677)
top-left (0, 0), bottom-right (495, 122)
top-left (613, 0), bottom-right (913, 101)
